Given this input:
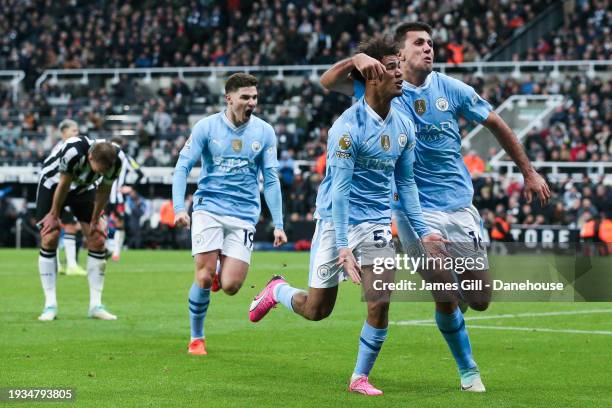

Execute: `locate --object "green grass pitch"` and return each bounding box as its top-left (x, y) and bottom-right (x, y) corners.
top-left (1, 249), bottom-right (611, 407)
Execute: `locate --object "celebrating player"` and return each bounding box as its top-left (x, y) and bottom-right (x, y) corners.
top-left (172, 73), bottom-right (287, 356)
top-left (249, 37), bottom-right (445, 395)
top-left (320, 21), bottom-right (551, 392)
top-left (36, 136), bottom-right (125, 321)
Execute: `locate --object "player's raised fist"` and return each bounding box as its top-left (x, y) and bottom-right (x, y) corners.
top-left (174, 211), bottom-right (191, 229)
top-left (352, 53), bottom-right (385, 81)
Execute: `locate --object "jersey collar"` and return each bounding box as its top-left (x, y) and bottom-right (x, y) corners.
top-left (222, 110), bottom-right (250, 133)
top-left (402, 72), bottom-right (433, 92)
top-left (363, 99), bottom-right (394, 127)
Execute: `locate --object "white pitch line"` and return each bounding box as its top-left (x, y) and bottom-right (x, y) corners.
top-left (391, 323), bottom-right (612, 336)
top-left (392, 309), bottom-right (612, 325)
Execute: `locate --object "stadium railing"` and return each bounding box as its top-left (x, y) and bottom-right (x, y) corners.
top-left (0, 70), bottom-right (25, 102)
top-left (34, 61), bottom-right (612, 92)
top-left (462, 94), bottom-right (565, 161)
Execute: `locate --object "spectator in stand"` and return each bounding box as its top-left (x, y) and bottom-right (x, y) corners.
top-left (158, 199), bottom-right (176, 249)
top-left (464, 150), bottom-right (486, 175)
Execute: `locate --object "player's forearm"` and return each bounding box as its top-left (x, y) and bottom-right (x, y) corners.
top-left (485, 113), bottom-right (535, 176)
top-left (331, 166), bottom-right (353, 248)
top-left (396, 180), bottom-right (431, 238)
top-left (92, 183), bottom-right (112, 221)
top-left (320, 57), bottom-right (355, 96)
top-left (50, 174), bottom-right (72, 217)
top-left (172, 162), bottom-right (190, 213)
top-left (262, 167), bottom-right (284, 229)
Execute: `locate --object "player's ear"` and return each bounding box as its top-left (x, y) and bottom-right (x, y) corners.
top-left (225, 93), bottom-right (232, 105)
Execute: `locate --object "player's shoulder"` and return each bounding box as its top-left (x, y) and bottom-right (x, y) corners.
top-left (432, 71), bottom-right (474, 94)
top-left (62, 136), bottom-right (91, 153)
top-left (191, 112), bottom-right (223, 136)
top-left (249, 114), bottom-right (275, 136)
top-left (331, 102), bottom-right (364, 136)
top-left (392, 108), bottom-right (416, 134)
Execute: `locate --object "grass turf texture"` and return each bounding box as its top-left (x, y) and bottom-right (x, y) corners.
top-left (0, 249), bottom-right (611, 408)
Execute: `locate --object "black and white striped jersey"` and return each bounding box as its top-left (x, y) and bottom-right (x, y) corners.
top-left (39, 136), bottom-right (125, 195)
top-left (109, 154), bottom-right (145, 204)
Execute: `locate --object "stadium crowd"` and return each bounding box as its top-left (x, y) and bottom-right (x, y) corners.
top-left (0, 71), bottom-right (610, 166)
top-left (0, 0), bottom-right (562, 78)
top-left (520, 0), bottom-right (611, 61)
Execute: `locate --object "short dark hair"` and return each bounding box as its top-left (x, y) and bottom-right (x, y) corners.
top-left (351, 36), bottom-right (399, 83)
top-left (89, 142), bottom-right (117, 172)
top-left (394, 21), bottom-right (433, 44)
top-left (225, 73), bottom-right (258, 94)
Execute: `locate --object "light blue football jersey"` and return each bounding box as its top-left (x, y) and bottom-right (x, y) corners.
top-left (316, 98), bottom-right (419, 227)
top-left (172, 111), bottom-right (279, 226)
top-left (356, 71), bottom-right (492, 211)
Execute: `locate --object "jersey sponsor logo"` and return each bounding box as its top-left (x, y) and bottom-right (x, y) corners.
top-left (435, 97), bottom-right (449, 111)
top-left (336, 151), bottom-right (351, 159)
top-left (339, 134), bottom-right (351, 150)
top-left (380, 134), bottom-right (390, 151)
top-left (231, 139), bottom-right (243, 152)
top-left (414, 99), bottom-right (427, 115)
top-left (251, 141), bottom-right (262, 152)
top-left (398, 133), bottom-right (407, 147)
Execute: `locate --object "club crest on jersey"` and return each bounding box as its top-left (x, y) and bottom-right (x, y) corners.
top-left (398, 133), bottom-right (407, 147)
top-left (435, 97), bottom-right (449, 112)
top-left (380, 134), bottom-right (391, 151)
top-left (231, 139), bottom-right (242, 152)
top-left (251, 141), bottom-right (262, 152)
top-left (339, 134), bottom-right (351, 150)
top-left (414, 99), bottom-right (427, 115)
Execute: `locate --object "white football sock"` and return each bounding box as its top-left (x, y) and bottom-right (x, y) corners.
top-left (64, 234), bottom-right (78, 268)
top-left (39, 249), bottom-right (57, 307)
top-left (87, 250), bottom-right (107, 309)
top-left (113, 230), bottom-right (125, 256)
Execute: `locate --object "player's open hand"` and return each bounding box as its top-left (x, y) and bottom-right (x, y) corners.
top-left (39, 213), bottom-right (60, 236)
top-left (273, 229), bottom-right (287, 247)
top-left (523, 171), bottom-right (551, 206)
top-left (422, 233), bottom-right (450, 260)
top-left (336, 247), bottom-right (361, 284)
top-left (352, 53), bottom-right (385, 81)
top-left (174, 211), bottom-right (191, 229)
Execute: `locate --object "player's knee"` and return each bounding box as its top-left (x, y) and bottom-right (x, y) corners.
top-left (87, 234), bottom-right (106, 251)
top-left (367, 300), bottom-right (390, 317)
top-left (195, 269), bottom-right (214, 289)
top-left (306, 305), bottom-right (333, 321)
top-left (222, 282), bottom-right (242, 296)
top-left (469, 301), bottom-right (489, 312)
top-left (41, 230), bottom-right (60, 248)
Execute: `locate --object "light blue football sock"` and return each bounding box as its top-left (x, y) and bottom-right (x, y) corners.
top-left (435, 308), bottom-right (477, 374)
top-left (353, 321), bottom-right (388, 376)
top-left (189, 283), bottom-right (210, 339)
top-left (273, 283), bottom-right (300, 313)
